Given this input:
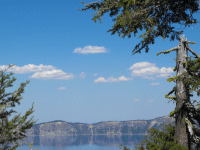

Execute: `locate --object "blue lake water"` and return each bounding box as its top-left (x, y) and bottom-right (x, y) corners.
top-left (16, 144), bottom-right (138, 150)
top-left (8, 134), bottom-right (149, 150)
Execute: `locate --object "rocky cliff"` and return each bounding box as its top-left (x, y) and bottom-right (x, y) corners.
top-left (25, 115), bottom-right (175, 136)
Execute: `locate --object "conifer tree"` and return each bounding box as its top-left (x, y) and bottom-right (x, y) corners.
top-left (157, 36), bottom-right (200, 149)
top-left (78, 0), bottom-right (199, 55)
top-left (118, 118), bottom-right (197, 150)
top-left (119, 103), bottom-right (200, 150)
top-left (0, 64), bottom-right (39, 150)
top-left (118, 44), bottom-right (200, 150)
top-left (119, 56), bottom-right (200, 150)
top-left (78, 1), bottom-right (200, 149)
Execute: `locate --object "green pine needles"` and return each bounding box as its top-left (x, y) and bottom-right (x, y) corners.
top-left (0, 64), bottom-right (39, 150)
top-left (119, 119), bottom-right (188, 150)
top-left (119, 55), bottom-right (200, 150)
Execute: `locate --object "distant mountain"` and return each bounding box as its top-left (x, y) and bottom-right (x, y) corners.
top-left (25, 115), bottom-right (175, 136)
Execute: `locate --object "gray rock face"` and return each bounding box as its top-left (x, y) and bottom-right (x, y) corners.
top-left (25, 115), bottom-right (175, 136)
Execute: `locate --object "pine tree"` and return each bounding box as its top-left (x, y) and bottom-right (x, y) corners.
top-left (158, 36), bottom-right (200, 149)
top-left (78, 1), bottom-right (200, 149)
top-left (119, 104), bottom-right (200, 150)
top-left (118, 54), bottom-right (200, 150)
top-left (0, 64), bottom-right (39, 150)
top-left (118, 118), bottom-right (195, 150)
top-left (78, 0), bottom-right (199, 55)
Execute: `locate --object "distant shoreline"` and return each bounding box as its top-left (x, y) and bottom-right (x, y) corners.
top-left (25, 133), bottom-right (147, 136)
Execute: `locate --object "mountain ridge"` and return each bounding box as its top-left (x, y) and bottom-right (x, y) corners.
top-left (25, 115), bottom-right (175, 136)
top-left (35, 115), bottom-right (172, 125)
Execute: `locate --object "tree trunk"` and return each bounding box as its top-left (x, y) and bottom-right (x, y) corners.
top-left (175, 35), bottom-right (191, 150)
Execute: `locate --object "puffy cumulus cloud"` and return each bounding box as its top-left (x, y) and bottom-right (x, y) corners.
top-left (118, 76), bottom-right (132, 81)
top-left (150, 82), bottom-right (160, 86)
top-left (131, 66), bottom-right (160, 76)
top-left (94, 76), bottom-right (133, 83)
top-left (79, 72), bottom-right (86, 79)
top-left (73, 45), bottom-right (109, 54)
top-left (58, 87), bottom-right (67, 90)
top-left (128, 62), bottom-right (174, 79)
top-left (107, 77), bottom-right (118, 82)
top-left (160, 67), bottom-right (174, 74)
top-left (0, 64), bottom-right (56, 74)
top-left (0, 65), bottom-right (12, 71)
top-left (128, 62), bottom-right (156, 70)
top-left (94, 77), bottom-right (108, 83)
top-left (0, 64), bottom-right (75, 80)
top-left (29, 69), bottom-right (74, 80)
top-left (0, 64), bottom-right (77, 80)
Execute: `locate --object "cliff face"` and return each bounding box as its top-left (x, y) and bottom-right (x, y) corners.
top-left (25, 115), bottom-right (175, 136)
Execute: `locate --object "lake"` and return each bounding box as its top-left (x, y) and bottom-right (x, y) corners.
top-left (7, 134), bottom-right (149, 150)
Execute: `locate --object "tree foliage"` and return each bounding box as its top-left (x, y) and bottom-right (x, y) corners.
top-left (78, 1), bottom-right (200, 149)
top-left (159, 45), bottom-right (200, 149)
top-left (119, 55), bottom-right (200, 150)
top-left (0, 64), bottom-right (39, 150)
top-left (119, 119), bottom-right (192, 150)
top-left (78, 0), bottom-right (199, 55)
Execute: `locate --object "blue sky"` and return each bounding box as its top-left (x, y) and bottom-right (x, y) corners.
top-left (1, 0), bottom-right (200, 124)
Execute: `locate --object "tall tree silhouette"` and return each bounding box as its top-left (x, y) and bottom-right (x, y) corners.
top-left (157, 35), bottom-right (200, 149)
top-left (120, 37), bottom-right (200, 150)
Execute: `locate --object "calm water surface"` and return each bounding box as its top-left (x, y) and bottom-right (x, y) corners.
top-left (11, 135), bottom-right (148, 150)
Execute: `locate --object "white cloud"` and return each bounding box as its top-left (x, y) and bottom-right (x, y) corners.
top-left (93, 73), bottom-right (98, 76)
top-left (150, 83), bottom-right (160, 86)
top-left (160, 67), bottom-right (174, 74)
top-left (0, 64), bottom-right (75, 80)
top-left (128, 62), bottom-right (174, 79)
top-left (131, 66), bottom-right (160, 76)
top-left (29, 69), bottom-right (74, 80)
top-left (94, 77), bottom-right (108, 83)
top-left (73, 45), bottom-right (108, 54)
top-left (0, 64), bottom-right (56, 74)
top-left (107, 77), bottom-right (118, 82)
top-left (134, 99), bottom-right (141, 102)
top-left (80, 72), bottom-right (86, 79)
top-left (58, 87), bottom-right (66, 90)
top-left (0, 65), bottom-right (12, 71)
top-left (118, 76), bottom-right (133, 81)
top-left (128, 62), bottom-right (156, 70)
top-left (94, 76), bottom-right (133, 83)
